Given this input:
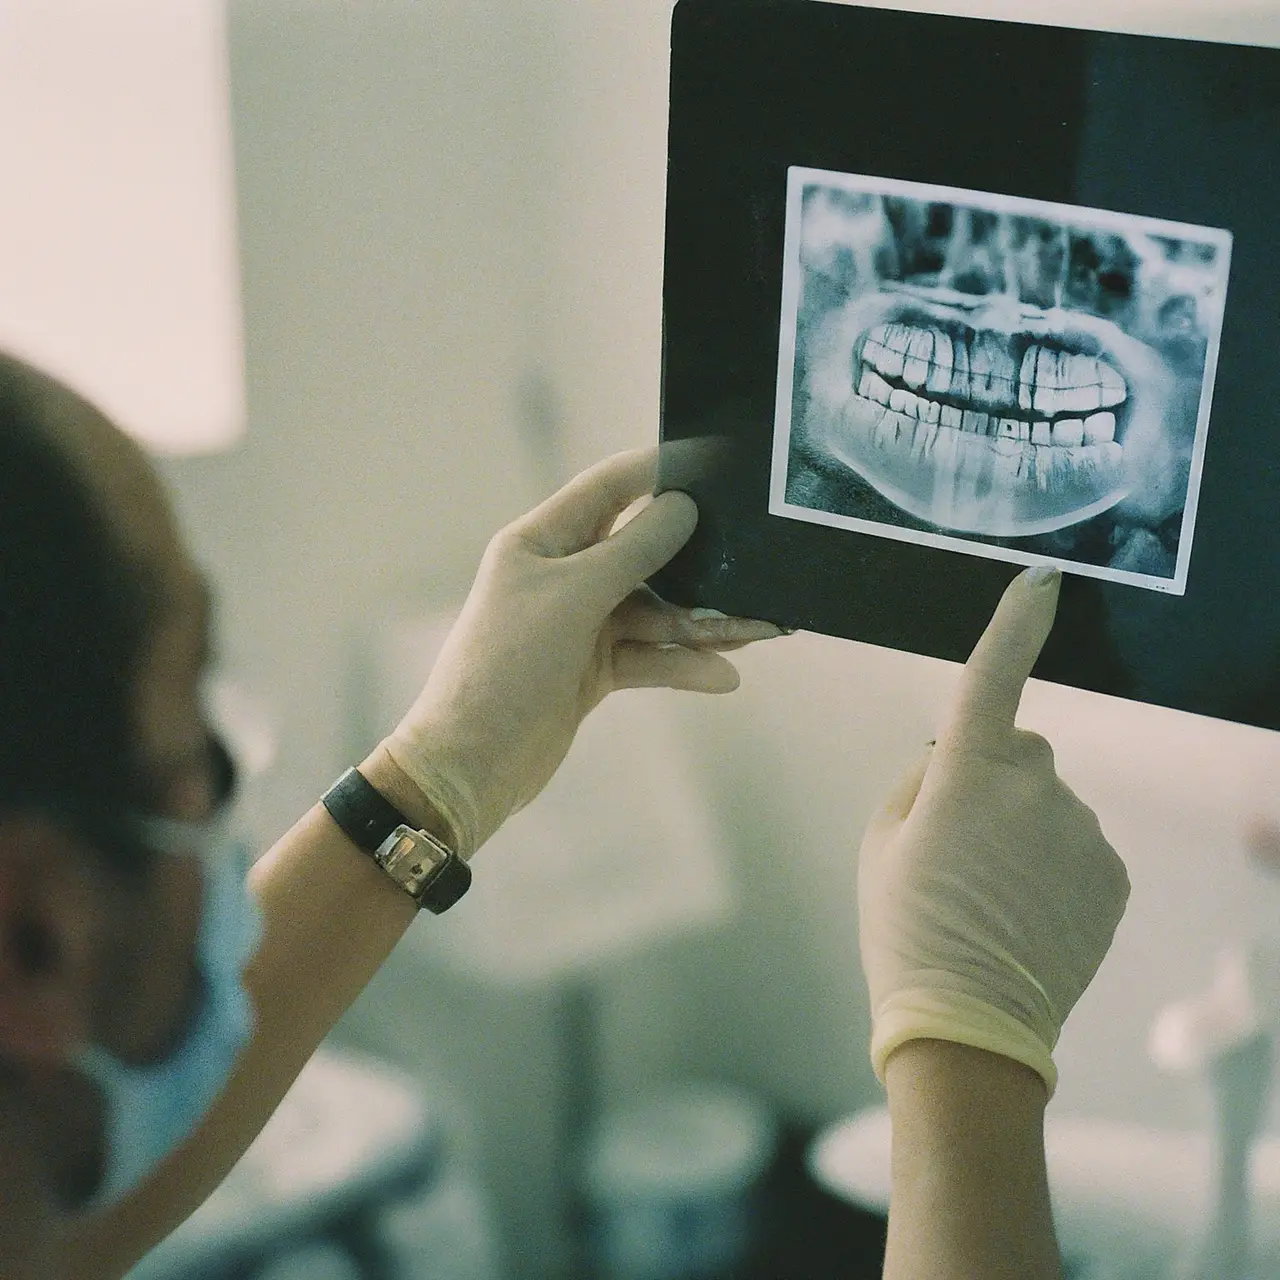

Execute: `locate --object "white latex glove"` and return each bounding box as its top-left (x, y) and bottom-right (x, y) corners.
top-left (382, 448), bottom-right (782, 858)
top-left (858, 566), bottom-right (1131, 1096)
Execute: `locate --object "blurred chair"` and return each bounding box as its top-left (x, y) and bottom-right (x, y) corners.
top-left (125, 1046), bottom-right (448, 1280)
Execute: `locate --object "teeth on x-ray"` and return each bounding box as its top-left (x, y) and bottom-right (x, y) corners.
top-left (792, 189), bottom-right (1222, 538)
top-left (830, 336), bottom-right (1134, 529)
top-left (853, 322), bottom-right (1127, 492)
top-left (861, 322), bottom-right (1127, 415)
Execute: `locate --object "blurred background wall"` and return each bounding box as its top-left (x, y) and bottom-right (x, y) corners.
top-left (145, 2), bottom-right (1280, 1275)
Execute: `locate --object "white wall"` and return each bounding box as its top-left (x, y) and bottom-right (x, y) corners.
top-left (154, 2), bottom-right (1280, 1275)
top-left (161, 0), bottom-right (560, 836)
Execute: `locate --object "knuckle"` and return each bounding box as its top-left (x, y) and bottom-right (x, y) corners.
top-left (1015, 729), bottom-right (1056, 762)
top-left (486, 524), bottom-right (523, 560)
top-left (1112, 852), bottom-right (1132, 899)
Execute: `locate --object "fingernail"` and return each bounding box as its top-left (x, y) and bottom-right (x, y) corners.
top-left (692, 616), bottom-right (783, 640)
top-left (689, 608), bottom-right (729, 620)
top-left (1024, 565), bottom-right (1060, 586)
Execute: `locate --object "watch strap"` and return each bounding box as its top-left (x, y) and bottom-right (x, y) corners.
top-left (321, 767), bottom-right (471, 913)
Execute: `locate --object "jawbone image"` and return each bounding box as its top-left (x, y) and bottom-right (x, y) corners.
top-left (771, 170), bottom-right (1232, 592)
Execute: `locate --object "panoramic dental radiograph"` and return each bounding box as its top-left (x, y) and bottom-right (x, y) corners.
top-left (772, 172), bottom-right (1231, 591)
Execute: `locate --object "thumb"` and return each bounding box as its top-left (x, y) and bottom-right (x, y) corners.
top-left (861, 747), bottom-right (933, 850)
top-left (577, 489), bottom-right (699, 609)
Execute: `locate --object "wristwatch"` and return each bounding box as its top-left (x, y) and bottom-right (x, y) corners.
top-left (321, 767), bottom-right (471, 914)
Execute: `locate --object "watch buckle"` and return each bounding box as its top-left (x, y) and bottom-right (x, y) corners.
top-left (375, 824), bottom-right (449, 897)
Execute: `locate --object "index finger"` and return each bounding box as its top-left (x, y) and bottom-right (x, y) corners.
top-left (511, 448), bottom-right (660, 556)
top-left (939, 566), bottom-right (1061, 754)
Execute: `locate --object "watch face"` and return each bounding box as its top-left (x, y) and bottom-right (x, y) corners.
top-left (377, 826), bottom-right (448, 896)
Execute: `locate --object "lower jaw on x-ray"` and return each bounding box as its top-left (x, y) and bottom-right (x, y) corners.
top-left (780, 178), bottom-right (1229, 589)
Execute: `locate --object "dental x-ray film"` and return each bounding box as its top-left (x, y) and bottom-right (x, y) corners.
top-left (653, 0), bottom-right (1280, 730)
top-left (773, 172), bottom-right (1231, 594)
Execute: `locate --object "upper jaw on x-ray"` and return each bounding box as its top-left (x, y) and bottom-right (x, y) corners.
top-left (799, 194), bottom-right (1216, 541)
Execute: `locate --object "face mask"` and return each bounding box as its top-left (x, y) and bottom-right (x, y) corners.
top-left (71, 810), bottom-right (263, 1213)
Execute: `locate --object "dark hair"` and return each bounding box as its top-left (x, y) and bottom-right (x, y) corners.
top-left (0, 357), bottom-right (156, 881)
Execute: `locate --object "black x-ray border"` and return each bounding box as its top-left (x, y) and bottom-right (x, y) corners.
top-left (651, 0), bottom-right (1280, 731)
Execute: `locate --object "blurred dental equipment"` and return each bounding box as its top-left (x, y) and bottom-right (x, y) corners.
top-left (1150, 932), bottom-right (1280, 1280)
top-left (251, 1241), bottom-right (362, 1280)
top-left (809, 1102), bottom-right (1280, 1280)
top-left (125, 1045), bottom-right (498, 1280)
top-left (582, 1082), bottom-right (776, 1280)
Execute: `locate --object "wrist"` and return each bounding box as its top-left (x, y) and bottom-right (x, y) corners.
top-left (885, 1038), bottom-right (1049, 1129)
top-left (357, 742), bottom-right (467, 859)
top-left (881, 1040), bottom-right (1062, 1279)
top-left (870, 987), bottom-right (1058, 1097)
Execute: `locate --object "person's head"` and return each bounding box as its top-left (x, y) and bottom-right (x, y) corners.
top-left (0, 352), bottom-right (239, 1243)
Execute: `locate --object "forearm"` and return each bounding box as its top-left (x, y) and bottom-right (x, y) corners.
top-left (882, 1039), bottom-right (1063, 1280)
top-left (59, 747), bottom-right (440, 1280)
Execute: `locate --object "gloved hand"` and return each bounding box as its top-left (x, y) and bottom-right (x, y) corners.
top-left (380, 448), bottom-right (782, 859)
top-left (857, 567), bottom-right (1131, 1096)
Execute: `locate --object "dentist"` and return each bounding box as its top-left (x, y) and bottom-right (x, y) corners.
top-left (0, 348), bottom-right (1129, 1280)
top-left (0, 351), bottom-right (776, 1280)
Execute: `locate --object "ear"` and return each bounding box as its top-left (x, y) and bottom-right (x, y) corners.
top-left (0, 816), bottom-right (104, 1063)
